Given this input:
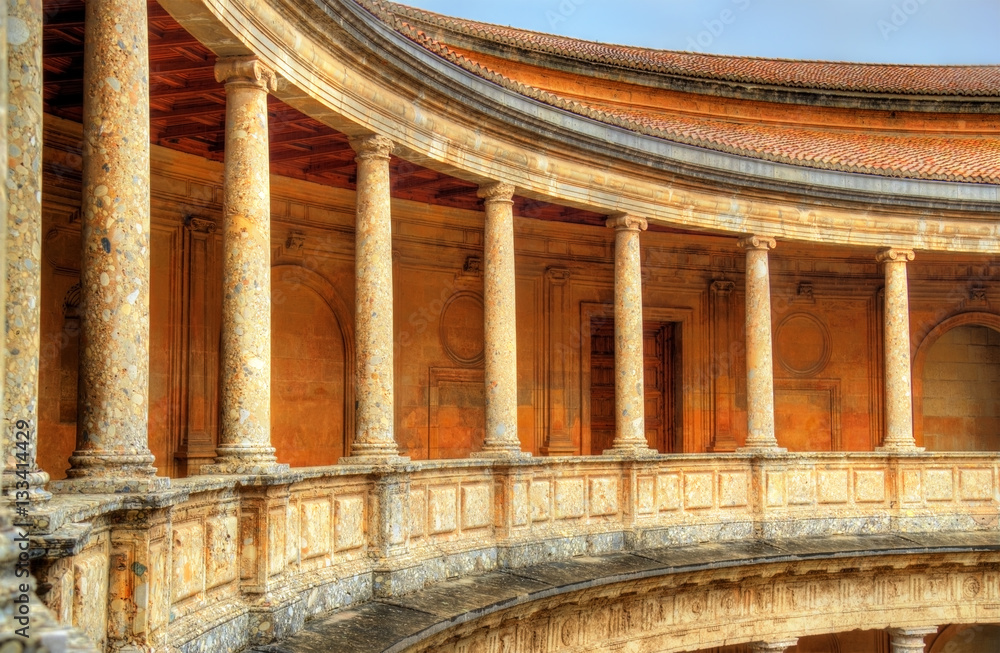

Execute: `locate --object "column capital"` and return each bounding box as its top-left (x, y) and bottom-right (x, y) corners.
top-left (349, 134), bottom-right (395, 160)
top-left (877, 247), bottom-right (915, 264)
top-left (214, 55), bottom-right (278, 91)
top-left (606, 212), bottom-right (647, 231)
top-left (737, 234), bottom-right (777, 251)
top-left (477, 181), bottom-right (515, 203)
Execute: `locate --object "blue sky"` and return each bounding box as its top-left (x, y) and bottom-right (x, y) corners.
top-left (400, 0), bottom-right (1000, 65)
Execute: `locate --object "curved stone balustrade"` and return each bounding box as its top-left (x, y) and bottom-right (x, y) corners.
top-left (27, 452), bottom-right (1000, 651)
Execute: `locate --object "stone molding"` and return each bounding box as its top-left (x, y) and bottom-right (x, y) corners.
top-left (214, 55), bottom-right (278, 91)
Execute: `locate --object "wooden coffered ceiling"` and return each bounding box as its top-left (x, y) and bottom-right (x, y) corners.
top-left (42, 0), bottom-right (609, 226)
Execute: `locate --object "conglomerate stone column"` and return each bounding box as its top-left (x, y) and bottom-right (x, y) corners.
top-left (877, 248), bottom-right (920, 450)
top-left (751, 640), bottom-right (798, 653)
top-left (58, 0), bottom-right (167, 491)
top-left (2, 0), bottom-right (48, 500)
top-left (202, 57), bottom-right (286, 475)
top-left (341, 134), bottom-right (406, 464)
top-left (605, 213), bottom-right (654, 456)
top-left (887, 627), bottom-right (936, 653)
top-left (474, 182), bottom-right (527, 458)
top-left (738, 235), bottom-right (781, 450)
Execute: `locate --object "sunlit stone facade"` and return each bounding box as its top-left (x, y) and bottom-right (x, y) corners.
top-left (1, 0), bottom-right (998, 651)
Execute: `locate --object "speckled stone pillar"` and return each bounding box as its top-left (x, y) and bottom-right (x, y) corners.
top-left (877, 248), bottom-right (920, 451)
top-left (605, 214), bottom-right (655, 456)
top-left (341, 135), bottom-right (406, 464)
top-left (2, 0), bottom-right (48, 500)
top-left (738, 235), bottom-right (781, 450)
top-left (887, 627), bottom-right (936, 653)
top-left (751, 640), bottom-right (798, 653)
top-left (57, 0), bottom-right (168, 491)
top-left (202, 57), bottom-right (286, 475)
top-left (474, 182), bottom-right (527, 458)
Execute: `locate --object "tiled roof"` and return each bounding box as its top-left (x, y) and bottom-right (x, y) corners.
top-left (378, 2), bottom-right (1000, 97)
top-left (354, 0), bottom-right (1000, 185)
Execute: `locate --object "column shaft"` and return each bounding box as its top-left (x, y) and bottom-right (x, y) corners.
top-left (475, 182), bottom-right (526, 457)
top-left (342, 134), bottom-right (405, 463)
top-left (203, 57), bottom-right (286, 475)
top-left (888, 627), bottom-right (936, 652)
top-left (878, 248), bottom-right (919, 450)
top-left (738, 235), bottom-right (781, 450)
top-left (2, 0), bottom-right (48, 498)
top-left (59, 0), bottom-right (165, 490)
top-left (605, 214), bottom-right (654, 456)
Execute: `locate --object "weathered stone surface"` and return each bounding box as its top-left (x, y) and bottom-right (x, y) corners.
top-left (204, 56), bottom-right (286, 475)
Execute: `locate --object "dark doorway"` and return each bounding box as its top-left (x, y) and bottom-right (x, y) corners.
top-left (590, 317), bottom-right (679, 454)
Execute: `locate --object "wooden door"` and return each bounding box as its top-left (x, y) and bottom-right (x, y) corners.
top-left (590, 318), bottom-right (676, 454)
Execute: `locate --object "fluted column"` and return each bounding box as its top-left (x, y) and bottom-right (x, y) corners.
top-left (2, 0), bottom-right (48, 500)
top-left (888, 627), bottom-right (936, 653)
top-left (751, 639), bottom-right (798, 653)
top-left (474, 182), bottom-right (527, 458)
top-left (605, 213), bottom-right (655, 456)
top-left (57, 0), bottom-right (167, 491)
top-left (877, 248), bottom-right (920, 450)
top-left (341, 134), bottom-right (406, 464)
top-left (202, 57), bottom-right (286, 475)
top-left (738, 235), bottom-right (781, 450)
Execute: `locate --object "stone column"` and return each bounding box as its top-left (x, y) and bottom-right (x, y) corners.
top-left (887, 627), bottom-right (936, 653)
top-left (1, 0), bottom-right (49, 501)
top-left (341, 135), bottom-right (406, 464)
top-left (738, 235), bottom-right (781, 450)
top-left (202, 57), bottom-right (286, 475)
top-left (474, 182), bottom-right (527, 458)
top-left (57, 0), bottom-right (167, 491)
top-left (605, 213), bottom-right (655, 456)
top-left (751, 639), bottom-right (798, 653)
top-left (877, 248), bottom-right (920, 450)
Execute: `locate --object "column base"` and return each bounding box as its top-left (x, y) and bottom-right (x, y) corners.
top-left (338, 455), bottom-right (410, 466)
top-left (737, 445), bottom-right (787, 455)
top-left (49, 475), bottom-right (170, 494)
top-left (602, 442), bottom-right (659, 458)
top-left (200, 461), bottom-right (290, 475)
top-left (471, 448), bottom-right (531, 459)
top-left (1, 469), bottom-right (51, 503)
top-left (876, 443), bottom-right (925, 453)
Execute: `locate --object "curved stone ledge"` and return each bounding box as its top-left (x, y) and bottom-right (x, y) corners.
top-left (249, 532), bottom-right (1000, 653)
top-left (29, 452), bottom-right (1000, 650)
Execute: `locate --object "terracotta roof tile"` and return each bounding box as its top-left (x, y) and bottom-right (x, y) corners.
top-left (353, 0), bottom-right (1000, 185)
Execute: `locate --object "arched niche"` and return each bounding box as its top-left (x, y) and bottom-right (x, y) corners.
top-left (912, 312), bottom-right (1000, 451)
top-left (271, 264), bottom-right (354, 465)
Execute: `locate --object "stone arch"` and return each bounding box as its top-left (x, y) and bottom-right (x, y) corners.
top-left (912, 312), bottom-right (1000, 451)
top-left (928, 624), bottom-right (1000, 653)
top-left (271, 264), bottom-right (355, 464)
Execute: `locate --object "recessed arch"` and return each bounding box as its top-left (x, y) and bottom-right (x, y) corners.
top-left (913, 312), bottom-right (1000, 451)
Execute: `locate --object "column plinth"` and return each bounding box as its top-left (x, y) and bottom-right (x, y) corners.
top-left (876, 248), bottom-right (921, 451)
top-left (2, 0), bottom-right (48, 501)
top-left (55, 0), bottom-right (167, 492)
top-left (202, 57), bottom-right (287, 475)
top-left (604, 213), bottom-right (655, 457)
top-left (888, 627), bottom-right (936, 652)
top-left (473, 182), bottom-right (528, 458)
top-left (341, 134), bottom-right (407, 465)
top-left (737, 235), bottom-right (783, 452)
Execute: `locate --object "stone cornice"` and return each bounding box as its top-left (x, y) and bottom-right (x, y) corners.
top-left (155, 0), bottom-right (1000, 253)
